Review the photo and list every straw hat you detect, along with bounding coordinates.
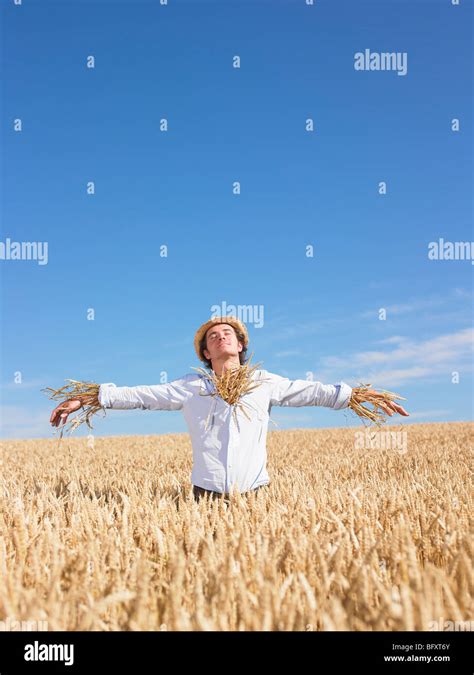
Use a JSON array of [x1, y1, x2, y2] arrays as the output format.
[[194, 316, 249, 363]]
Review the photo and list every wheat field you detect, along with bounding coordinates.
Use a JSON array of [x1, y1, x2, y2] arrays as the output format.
[[0, 422, 472, 631]]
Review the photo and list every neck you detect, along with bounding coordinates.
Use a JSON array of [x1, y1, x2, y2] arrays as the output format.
[[211, 356, 241, 378]]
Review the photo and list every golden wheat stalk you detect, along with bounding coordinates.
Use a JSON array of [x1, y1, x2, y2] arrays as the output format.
[[191, 351, 271, 425], [348, 383, 406, 427], [41, 379, 104, 438]]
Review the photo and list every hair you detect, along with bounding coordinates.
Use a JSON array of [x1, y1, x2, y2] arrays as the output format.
[[199, 324, 248, 370]]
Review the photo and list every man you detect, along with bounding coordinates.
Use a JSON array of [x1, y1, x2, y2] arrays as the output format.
[[49, 316, 409, 502]]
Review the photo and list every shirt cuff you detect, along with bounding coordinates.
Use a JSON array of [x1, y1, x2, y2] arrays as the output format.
[[98, 383, 116, 408], [333, 382, 352, 409]]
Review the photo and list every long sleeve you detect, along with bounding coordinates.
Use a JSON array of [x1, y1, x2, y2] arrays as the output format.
[[98, 375, 191, 411], [266, 371, 352, 410]]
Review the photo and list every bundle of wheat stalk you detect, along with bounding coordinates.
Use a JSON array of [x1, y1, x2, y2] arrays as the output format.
[[348, 383, 407, 427], [42, 379, 104, 439], [191, 351, 271, 426]]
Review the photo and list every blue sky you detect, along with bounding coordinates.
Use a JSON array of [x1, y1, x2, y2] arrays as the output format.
[[1, 0, 472, 439]]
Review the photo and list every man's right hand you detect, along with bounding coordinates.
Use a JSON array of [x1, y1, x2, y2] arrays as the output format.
[[50, 399, 83, 428]]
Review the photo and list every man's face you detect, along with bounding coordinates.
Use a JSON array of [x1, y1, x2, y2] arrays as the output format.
[[203, 324, 243, 364]]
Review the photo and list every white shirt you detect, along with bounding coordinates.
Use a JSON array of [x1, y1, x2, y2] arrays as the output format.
[[98, 370, 352, 495]]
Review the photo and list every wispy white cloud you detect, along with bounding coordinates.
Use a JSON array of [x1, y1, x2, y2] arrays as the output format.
[[0, 406, 52, 439], [0, 378, 47, 391], [374, 336, 407, 345], [453, 287, 473, 299], [359, 288, 472, 319], [0, 404, 143, 440], [318, 327, 473, 387], [359, 297, 446, 319], [258, 289, 472, 349]]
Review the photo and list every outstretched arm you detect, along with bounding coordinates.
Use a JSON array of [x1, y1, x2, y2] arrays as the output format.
[[98, 378, 190, 411], [267, 372, 352, 410], [266, 372, 410, 418], [49, 375, 191, 430]]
